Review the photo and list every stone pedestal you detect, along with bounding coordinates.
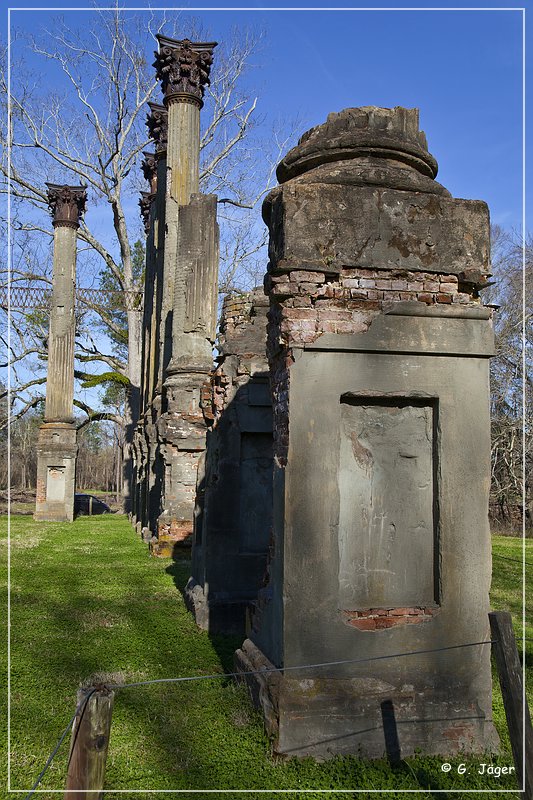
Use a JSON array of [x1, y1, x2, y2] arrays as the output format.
[[35, 423, 77, 523], [236, 107, 498, 759], [35, 184, 86, 522], [185, 289, 273, 634]]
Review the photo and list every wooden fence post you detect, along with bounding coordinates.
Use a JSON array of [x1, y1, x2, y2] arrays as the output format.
[[489, 611, 533, 800], [64, 684, 114, 799]]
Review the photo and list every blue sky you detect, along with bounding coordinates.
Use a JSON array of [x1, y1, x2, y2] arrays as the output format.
[[3, 2, 527, 415], [6, 2, 526, 233]]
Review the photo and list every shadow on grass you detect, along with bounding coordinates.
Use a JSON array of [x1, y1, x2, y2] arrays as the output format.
[[7, 516, 525, 795], [164, 550, 245, 677]]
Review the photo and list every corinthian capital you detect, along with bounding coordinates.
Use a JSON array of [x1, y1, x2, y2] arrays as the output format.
[[141, 151, 158, 193], [154, 35, 217, 107], [146, 103, 168, 157], [46, 183, 87, 228], [139, 192, 153, 236]]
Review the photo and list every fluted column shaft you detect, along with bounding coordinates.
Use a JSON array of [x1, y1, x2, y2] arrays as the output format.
[[167, 99, 200, 205], [45, 224, 77, 422]]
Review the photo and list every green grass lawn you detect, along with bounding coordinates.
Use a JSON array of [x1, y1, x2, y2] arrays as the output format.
[[1, 515, 531, 799]]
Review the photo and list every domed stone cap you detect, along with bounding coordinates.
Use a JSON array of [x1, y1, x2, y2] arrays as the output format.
[[276, 106, 439, 184]]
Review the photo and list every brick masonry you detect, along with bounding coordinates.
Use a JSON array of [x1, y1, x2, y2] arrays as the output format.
[[185, 287, 273, 634], [343, 606, 440, 629], [265, 266, 483, 467]]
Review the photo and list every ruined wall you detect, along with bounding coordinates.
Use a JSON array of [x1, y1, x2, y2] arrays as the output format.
[[266, 266, 477, 468], [236, 106, 497, 759], [185, 288, 273, 633]]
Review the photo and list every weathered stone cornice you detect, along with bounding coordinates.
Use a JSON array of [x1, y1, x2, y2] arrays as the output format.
[[146, 103, 168, 157], [154, 35, 217, 108], [139, 191, 154, 235], [276, 107, 439, 184], [46, 183, 87, 228], [141, 151, 157, 193]]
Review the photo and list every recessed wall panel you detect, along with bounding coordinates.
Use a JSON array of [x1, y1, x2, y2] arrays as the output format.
[[239, 433, 273, 554], [338, 399, 436, 609], [47, 465, 66, 502]]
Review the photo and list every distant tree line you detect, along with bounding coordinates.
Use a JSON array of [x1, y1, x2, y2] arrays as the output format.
[[488, 227, 532, 530]]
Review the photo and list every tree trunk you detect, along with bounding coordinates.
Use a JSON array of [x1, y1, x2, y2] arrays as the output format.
[[122, 308, 142, 514]]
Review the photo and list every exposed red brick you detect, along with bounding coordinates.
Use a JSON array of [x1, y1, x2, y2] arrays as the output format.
[[319, 309, 354, 321], [334, 321, 358, 334], [374, 617, 398, 629], [343, 605, 438, 630], [292, 296, 313, 307], [271, 282, 292, 296], [283, 308, 317, 321], [289, 270, 325, 283], [348, 617, 377, 630], [452, 292, 473, 304]]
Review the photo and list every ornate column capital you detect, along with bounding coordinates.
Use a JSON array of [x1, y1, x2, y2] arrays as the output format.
[[146, 103, 168, 158], [139, 191, 153, 235], [141, 151, 158, 193], [46, 183, 87, 229], [153, 35, 217, 108]]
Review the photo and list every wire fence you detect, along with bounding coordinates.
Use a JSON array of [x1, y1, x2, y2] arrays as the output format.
[[1, 285, 144, 311], [22, 638, 502, 799], [492, 552, 533, 567]]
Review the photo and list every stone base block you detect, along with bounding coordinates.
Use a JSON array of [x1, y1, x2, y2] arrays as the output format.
[[34, 422, 77, 522], [184, 578, 251, 635], [141, 526, 152, 543], [34, 506, 75, 523], [235, 639, 498, 760], [150, 515, 193, 557]]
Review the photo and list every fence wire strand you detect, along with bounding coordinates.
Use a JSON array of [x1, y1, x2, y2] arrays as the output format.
[[21, 639, 494, 798], [23, 688, 97, 800], [108, 640, 495, 690], [492, 552, 533, 566]]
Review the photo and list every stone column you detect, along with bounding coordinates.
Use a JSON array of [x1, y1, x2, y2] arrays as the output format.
[[141, 108, 168, 540], [236, 107, 498, 759], [131, 159, 157, 534], [146, 103, 169, 394], [149, 36, 219, 556], [35, 183, 87, 522], [153, 35, 216, 204]]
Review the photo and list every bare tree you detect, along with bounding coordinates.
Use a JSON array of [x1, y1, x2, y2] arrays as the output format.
[[1, 8, 298, 508], [488, 226, 532, 529]]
